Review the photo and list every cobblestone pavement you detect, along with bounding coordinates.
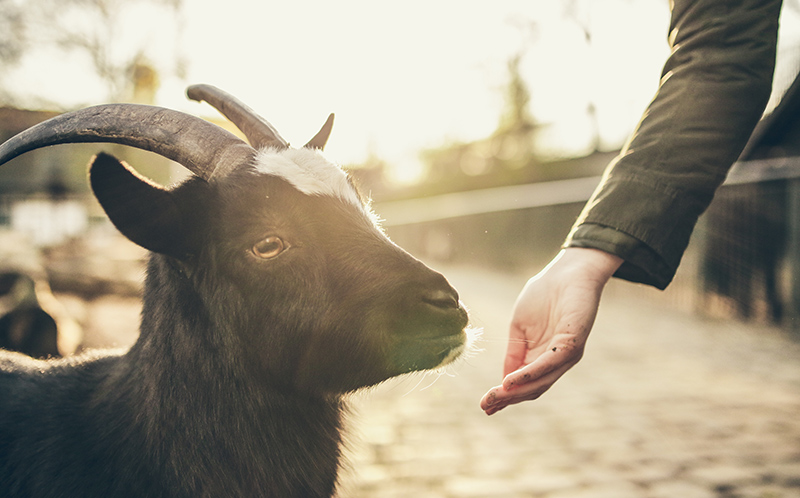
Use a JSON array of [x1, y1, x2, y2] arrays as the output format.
[[336, 264, 800, 498]]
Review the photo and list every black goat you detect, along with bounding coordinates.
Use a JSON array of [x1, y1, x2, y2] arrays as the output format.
[[0, 85, 471, 498], [0, 272, 59, 358]]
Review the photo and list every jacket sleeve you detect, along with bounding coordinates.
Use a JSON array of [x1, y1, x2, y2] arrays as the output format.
[[563, 0, 782, 290]]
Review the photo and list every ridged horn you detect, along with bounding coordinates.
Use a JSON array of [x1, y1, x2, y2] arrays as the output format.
[[0, 103, 255, 182], [304, 113, 335, 150], [186, 84, 289, 150]]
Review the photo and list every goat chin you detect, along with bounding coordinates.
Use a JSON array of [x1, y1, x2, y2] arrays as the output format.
[[440, 326, 482, 367], [0, 85, 475, 498]]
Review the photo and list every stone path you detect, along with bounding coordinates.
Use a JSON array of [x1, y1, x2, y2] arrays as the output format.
[[336, 264, 800, 498]]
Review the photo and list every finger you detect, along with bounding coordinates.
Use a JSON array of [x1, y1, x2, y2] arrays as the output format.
[[503, 343, 582, 391], [482, 390, 517, 415], [480, 385, 523, 414], [482, 361, 576, 414], [484, 402, 508, 416], [479, 384, 504, 411]]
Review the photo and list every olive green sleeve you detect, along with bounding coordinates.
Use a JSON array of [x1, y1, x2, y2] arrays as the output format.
[[564, 0, 782, 290]]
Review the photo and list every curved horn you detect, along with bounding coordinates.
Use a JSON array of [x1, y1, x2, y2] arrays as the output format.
[[0, 104, 255, 182], [304, 113, 335, 150], [186, 84, 289, 150]]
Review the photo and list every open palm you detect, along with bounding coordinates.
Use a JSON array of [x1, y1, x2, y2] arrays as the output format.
[[480, 248, 621, 415]]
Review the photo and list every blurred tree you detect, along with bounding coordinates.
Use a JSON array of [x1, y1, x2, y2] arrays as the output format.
[[410, 51, 543, 199], [0, 0, 185, 192], [40, 0, 184, 102], [496, 53, 536, 136], [0, 0, 25, 65], [0, 0, 27, 103], [491, 53, 540, 172], [0, 0, 186, 105]]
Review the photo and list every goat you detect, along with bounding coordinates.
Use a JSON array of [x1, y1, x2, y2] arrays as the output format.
[[0, 232, 82, 358], [0, 84, 471, 498], [0, 271, 60, 358]]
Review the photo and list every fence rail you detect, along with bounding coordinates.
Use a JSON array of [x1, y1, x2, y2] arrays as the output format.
[[377, 156, 800, 228], [376, 176, 601, 227]]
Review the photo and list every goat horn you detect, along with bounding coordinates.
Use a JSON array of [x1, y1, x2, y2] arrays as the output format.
[[304, 113, 335, 150], [0, 104, 255, 182], [186, 84, 289, 150]]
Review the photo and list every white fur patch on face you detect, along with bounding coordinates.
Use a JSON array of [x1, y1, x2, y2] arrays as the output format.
[[253, 148, 364, 210]]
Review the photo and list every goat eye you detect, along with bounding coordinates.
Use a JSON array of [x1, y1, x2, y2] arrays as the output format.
[[252, 236, 287, 259]]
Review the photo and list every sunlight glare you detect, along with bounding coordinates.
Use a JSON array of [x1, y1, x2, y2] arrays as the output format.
[[2, 0, 680, 175]]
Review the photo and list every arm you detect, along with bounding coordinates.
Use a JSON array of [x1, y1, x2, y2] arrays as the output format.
[[567, 0, 782, 289], [482, 0, 783, 414]]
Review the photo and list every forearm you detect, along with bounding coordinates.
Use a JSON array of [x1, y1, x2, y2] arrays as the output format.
[[566, 0, 782, 289]]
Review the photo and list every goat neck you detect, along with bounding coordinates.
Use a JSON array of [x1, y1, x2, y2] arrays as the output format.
[[117, 251, 346, 497]]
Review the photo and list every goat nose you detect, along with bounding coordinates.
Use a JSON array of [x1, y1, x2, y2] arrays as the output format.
[[422, 288, 460, 310]]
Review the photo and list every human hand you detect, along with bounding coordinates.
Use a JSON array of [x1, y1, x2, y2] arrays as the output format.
[[480, 248, 622, 415]]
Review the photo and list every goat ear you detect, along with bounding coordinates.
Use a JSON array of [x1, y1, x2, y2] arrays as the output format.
[[89, 153, 193, 259]]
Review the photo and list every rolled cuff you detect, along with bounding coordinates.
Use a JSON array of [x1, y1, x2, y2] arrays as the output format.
[[564, 223, 673, 290], [564, 174, 708, 290]]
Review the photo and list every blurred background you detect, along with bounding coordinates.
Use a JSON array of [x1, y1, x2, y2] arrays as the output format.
[[2, 1, 800, 497]]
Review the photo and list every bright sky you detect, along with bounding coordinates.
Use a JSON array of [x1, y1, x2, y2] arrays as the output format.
[[5, 1, 800, 183], [172, 0, 670, 180]]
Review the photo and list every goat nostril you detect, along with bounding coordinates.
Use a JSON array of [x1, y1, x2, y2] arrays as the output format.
[[422, 288, 460, 310]]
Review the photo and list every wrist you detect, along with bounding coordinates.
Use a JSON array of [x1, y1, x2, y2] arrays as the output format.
[[556, 247, 623, 284]]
